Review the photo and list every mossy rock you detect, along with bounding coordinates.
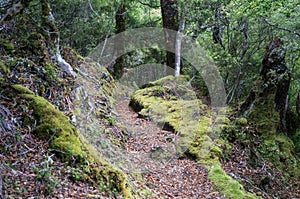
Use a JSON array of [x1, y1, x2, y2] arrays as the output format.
[[248, 92, 279, 135], [208, 164, 258, 199], [13, 84, 134, 198], [130, 75, 223, 159], [141, 75, 189, 88], [258, 134, 300, 177]]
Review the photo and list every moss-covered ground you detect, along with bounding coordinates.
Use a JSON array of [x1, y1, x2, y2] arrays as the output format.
[[12, 84, 134, 198]]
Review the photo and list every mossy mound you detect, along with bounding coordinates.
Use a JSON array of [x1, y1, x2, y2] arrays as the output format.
[[130, 75, 219, 158], [0, 61, 10, 75], [208, 164, 257, 199], [12, 84, 134, 198], [258, 134, 299, 177]]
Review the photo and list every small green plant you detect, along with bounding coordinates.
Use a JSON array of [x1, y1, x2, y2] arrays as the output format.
[[44, 64, 57, 82], [33, 154, 60, 195], [105, 117, 115, 126], [70, 167, 82, 181]]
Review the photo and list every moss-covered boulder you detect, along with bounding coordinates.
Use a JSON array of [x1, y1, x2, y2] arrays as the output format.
[[12, 84, 134, 198], [258, 134, 299, 177], [208, 164, 257, 199], [130, 75, 220, 158]]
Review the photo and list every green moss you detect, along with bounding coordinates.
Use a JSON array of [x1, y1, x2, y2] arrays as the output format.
[[129, 75, 227, 160], [12, 84, 35, 95], [235, 117, 248, 126], [0, 61, 10, 74], [208, 164, 257, 199], [142, 75, 189, 88], [92, 165, 132, 198], [0, 39, 14, 52], [13, 84, 134, 198], [292, 129, 300, 156], [13, 84, 87, 159], [258, 134, 299, 177]]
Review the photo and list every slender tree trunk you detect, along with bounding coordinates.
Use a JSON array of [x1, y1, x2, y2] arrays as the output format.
[[174, 3, 185, 77], [212, 6, 226, 50], [40, 0, 76, 78], [113, 3, 126, 79], [296, 92, 300, 117], [160, 0, 179, 70]]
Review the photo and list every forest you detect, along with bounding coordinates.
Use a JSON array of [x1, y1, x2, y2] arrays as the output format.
[[0, 0, 299, 198]]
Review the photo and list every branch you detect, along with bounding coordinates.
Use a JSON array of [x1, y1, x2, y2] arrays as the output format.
[[137, 0, 160, 9], [263, 18, 300, 37], [88, 0, 101, 19], [0, 0, 34, 24]]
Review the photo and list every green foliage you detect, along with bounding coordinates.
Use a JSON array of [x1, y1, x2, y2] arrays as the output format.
[[0, 39, 15, 54], [43, 63, 58, 82], [49, 0, 161, 56], [221, 116, 300, 178], [48, 0, 113, 55]]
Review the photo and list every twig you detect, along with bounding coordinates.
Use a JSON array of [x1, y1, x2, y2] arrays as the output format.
[[136, 0, 160, 9], [88, 0, 101, 19], [263, 18, 300, 37]]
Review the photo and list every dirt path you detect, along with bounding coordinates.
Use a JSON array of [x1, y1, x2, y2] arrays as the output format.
[[115, 100, 223, 199]]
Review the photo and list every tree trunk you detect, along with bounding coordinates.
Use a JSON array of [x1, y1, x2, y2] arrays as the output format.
[[160, 0, 179, 70], [297, 92, 300, 117], [174, 2, 185, 77], [240, 38, 291, 135], [40, 0, 76, 78], [112, 3, 126, 79]]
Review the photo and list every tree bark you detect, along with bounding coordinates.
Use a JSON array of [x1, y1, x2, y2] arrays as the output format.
[[174, 2, 185, 77], [240, 38, 291, 134], [160, 0, 179, 70], [297, 92, 300, 117], [112, 3, 126, 79]]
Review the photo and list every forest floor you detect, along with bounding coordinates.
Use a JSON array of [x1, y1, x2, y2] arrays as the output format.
[[115, 100, 224, 199]]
